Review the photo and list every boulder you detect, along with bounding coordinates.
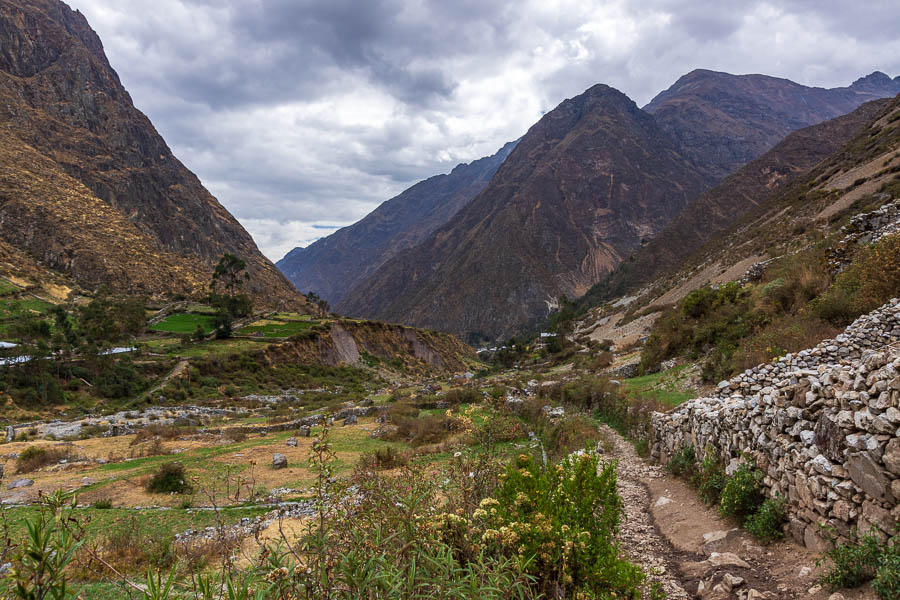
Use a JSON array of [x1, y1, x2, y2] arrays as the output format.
[[707, 552, 750, 569], [7, 478, 33, 489], [272, 453, 288, 469], [343, 414, 358, 426], [286, 437, 298, 447], [298, 425, 311, 437], [701, 529, 741, 554]]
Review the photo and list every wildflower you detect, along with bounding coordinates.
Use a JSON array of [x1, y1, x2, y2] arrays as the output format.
[[479, 497, 499, 509], [473, 508, 487, 519], [266, 567, 289, 581], [453, 451, 462, 458]]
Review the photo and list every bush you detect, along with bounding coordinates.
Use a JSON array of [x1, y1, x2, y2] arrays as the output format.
[[665, 445, 696, 479], [696, 452, 726, 506], [16, 445, 74, 473], [91, 498, 113, 509], [818, 533, 882, 590], [745, 497, 787, 544], [719, 463, 763, 522], [362, 446, 408, 470], [874, 538, 900, 600], [455, 453, 644, 597], [145, 462, 191, 494]]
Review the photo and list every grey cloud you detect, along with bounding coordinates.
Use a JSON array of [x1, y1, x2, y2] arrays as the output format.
[[69, 0, 900, 260]]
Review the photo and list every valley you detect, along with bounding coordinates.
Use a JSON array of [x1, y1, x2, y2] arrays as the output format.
[[0, 0, 899, 599]]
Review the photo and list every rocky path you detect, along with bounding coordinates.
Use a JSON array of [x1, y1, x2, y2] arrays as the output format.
[[597, 425, 874, 600], [599, 424, 692, 599]]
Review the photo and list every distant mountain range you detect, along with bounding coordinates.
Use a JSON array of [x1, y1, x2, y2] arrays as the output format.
[[284, 68, 900, 341], [277, 141, 517, 306], [0, 0, 310, 310]]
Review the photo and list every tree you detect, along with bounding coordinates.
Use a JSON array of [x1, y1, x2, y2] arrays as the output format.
[[210, 253, 253, 338], [211, 253, 249, 298]]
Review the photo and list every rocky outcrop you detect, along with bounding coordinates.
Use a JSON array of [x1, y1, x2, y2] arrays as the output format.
[[277, 141, 517, 306], [0, 0, 308, 309], [651, 300, 900, 549]]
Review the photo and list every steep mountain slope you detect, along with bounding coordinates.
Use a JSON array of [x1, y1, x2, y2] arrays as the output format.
[[0, 0, 309, 309], [340, 84, 708, 341], [645, 69, 900, 182], [276, 141, 517, 305], [578, 92, 900, 353], [581, 98, 891, 306]]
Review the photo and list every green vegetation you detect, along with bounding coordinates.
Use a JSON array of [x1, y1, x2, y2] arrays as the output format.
[[744, 497, 787, 544], [238, 319, 315, 338], [149, 313, 217, 334], [621, 366, 694, 408], [718, 463, 764, 521], [145, 462, 192, 494], [818, 531, 900, 599], [640, 233, 900, 381], [0, 279, 21, 296]]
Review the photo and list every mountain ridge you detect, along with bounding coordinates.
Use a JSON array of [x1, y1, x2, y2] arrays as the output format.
[[276, 141, 518, 305], [0, 0, 310, 309], [339, 83, 709, 340]]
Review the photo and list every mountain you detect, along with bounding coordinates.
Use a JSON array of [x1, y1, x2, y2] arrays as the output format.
[[0, 0, 309, 309], [276, 141, 517, 306], [339, 84, 708, 341], [580, 97, 892, 307], [645, 69, 900, 182]]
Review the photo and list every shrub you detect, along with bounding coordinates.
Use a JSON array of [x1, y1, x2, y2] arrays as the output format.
[[665, 445, 696, 479], [745, 497, 787, 544], [719, 463, 763, 522], [818, 533, 882, 590], [16, 445, 74, 473], [91, 498, 113, 509], [457, 453, 644, 597], [874, 538, 900, 600], [696, 452, 726, 506], [362, 446, 408, 470], [145, 462, 191, 494], [543, 414, 603, 461]]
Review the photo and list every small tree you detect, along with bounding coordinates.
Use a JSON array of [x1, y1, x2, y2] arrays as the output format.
[[210, 254, 253, 338], [211, 253, 249, 298]]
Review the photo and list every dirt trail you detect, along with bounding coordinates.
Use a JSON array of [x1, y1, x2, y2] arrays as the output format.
[[145, 358, 189, 397], [598, 425, 876, 600]]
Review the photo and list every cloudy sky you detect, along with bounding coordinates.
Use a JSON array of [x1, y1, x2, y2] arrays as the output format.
[[68, 0, 900, 261]]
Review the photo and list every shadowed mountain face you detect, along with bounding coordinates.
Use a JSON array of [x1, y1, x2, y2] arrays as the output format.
[[339, 84, 708, 341], [276, 141, 517, 306], [0, 0, 310, 309], [578, 98, 893, 307], [645, 69, 900, 182]]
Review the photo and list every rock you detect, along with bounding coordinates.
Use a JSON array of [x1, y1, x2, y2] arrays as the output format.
[[7, 478, 33, 489], [722, 573, 745, 592], [680, 560, 713, 579], [272, 453, 288, 469], [5, 426, 13, 442], [814, 414, 844, 462], [702, 529, 741, 554], [884, 438, 900, 475], [707, 552, 750, 569], [654, 496, 673, 507], [298, 425, 311, 437], [542, 406, 565, 418], [285, 437, 298, 447], [847, 452, 891, 500], [804, 525, 828, 553], [808, 585, 823, 595], [798, 566, 812, 578], [343, 414, 358, 426], [828, 594, 845, 600]]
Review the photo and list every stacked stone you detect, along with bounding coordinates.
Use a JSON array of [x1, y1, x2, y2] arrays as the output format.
[[715, 298, 900, 398], [651, 299, 900, 550], [828, 197, 899, 272]]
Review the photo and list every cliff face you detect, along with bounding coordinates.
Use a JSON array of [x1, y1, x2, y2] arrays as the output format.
[[340, 85, 707, 341], [277, 141, 517, 306], [645, 69, 900, 182], [0, 0, 309, 308]]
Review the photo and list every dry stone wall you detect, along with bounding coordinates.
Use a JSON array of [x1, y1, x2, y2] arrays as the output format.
[[650, 299, 900, 550]]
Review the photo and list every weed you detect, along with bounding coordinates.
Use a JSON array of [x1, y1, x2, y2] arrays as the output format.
[[696, 452, 726, 506], [91, 499, 113, 509], [665, 444, 697, 479]]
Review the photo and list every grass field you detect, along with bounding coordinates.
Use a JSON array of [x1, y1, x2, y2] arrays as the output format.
[[621, 365, 695, 408], [238, 319, 316, 338], [0, 280, 20, 296], [150, 313, 217, 335]]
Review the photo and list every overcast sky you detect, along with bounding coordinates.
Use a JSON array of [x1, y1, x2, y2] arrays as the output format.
[[68, 0, 900, 261]]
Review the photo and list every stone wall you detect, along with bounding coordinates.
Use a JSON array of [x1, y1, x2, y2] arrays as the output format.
[[650, 299, 900, 550]]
